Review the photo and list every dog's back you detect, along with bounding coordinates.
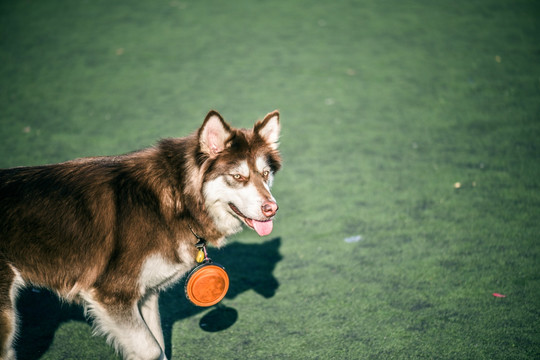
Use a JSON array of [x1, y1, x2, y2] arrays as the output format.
[[1, 161, 117, 296]]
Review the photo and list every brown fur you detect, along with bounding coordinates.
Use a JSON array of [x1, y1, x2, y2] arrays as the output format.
[[0, 110, 281, 360]]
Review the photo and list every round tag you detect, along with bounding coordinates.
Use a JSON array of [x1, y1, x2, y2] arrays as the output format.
[[185, 262, 229, 307]]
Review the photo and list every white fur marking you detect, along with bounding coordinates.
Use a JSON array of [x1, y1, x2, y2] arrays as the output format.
[[235, 182, 269, 219], [138, 254, 191, 294], [8, 265, 25, 305], [255, 156, 268, 174], [267, 172, 275, 189], [81, 291, 165, 360], [204, 173, 272, 232], [3, 266, 25, 360], [139, 292, 165, 351], [203, 177, 244, 235], [233, 160, 249, 178]]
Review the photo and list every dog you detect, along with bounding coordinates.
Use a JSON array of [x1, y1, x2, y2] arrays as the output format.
[[0, 110, 281, 360]]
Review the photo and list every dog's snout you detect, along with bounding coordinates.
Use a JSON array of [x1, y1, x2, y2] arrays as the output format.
[[262, 201, 278, 218]]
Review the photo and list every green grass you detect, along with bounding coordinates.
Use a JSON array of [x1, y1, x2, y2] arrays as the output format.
[[1, 0, 539, 359]]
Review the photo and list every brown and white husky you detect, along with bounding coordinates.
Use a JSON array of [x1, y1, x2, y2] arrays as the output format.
[[0, 110, 281, 360]]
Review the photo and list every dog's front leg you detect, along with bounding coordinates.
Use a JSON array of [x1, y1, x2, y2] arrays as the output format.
[[83, 293, 166, 360], [139, 292, 165, 352]]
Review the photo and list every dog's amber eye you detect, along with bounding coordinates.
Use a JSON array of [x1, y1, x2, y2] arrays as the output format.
[[233, 174, 245, 182], [262, 170, 270, 178]]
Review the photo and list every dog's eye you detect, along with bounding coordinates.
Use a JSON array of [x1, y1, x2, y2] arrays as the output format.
[[232, 174, 245, 182], [262, 170, 270, 178]]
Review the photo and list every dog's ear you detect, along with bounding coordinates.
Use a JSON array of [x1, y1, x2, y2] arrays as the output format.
[[199, 110, 232, 157], [255, 110, 280, 150]]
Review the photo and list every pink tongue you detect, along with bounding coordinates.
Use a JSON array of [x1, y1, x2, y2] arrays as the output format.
[[252, 219, 273, 236]]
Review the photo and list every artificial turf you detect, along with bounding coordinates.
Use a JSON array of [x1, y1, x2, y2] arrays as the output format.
[[1, 0, 539, 359]]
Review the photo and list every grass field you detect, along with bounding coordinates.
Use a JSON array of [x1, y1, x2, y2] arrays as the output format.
[[1, 0, 539, 359]]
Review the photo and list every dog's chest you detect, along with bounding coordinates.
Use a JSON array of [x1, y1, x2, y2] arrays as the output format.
[[138, 245, 195, 292]]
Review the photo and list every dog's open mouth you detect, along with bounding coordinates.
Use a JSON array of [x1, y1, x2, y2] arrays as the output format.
[[229, 203, 273, 236]]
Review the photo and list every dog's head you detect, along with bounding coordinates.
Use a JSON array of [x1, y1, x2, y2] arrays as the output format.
[[198, 110, 281, 237]]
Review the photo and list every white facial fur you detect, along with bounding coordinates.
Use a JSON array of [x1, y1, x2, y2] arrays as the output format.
[[203, 177, 244, 235], [203, 157, 275, 235]]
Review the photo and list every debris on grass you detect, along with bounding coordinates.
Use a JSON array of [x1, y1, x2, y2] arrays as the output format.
[[344, 235, 363, 243], [454, 181, 477, 190], [492, 293, 506, 298]]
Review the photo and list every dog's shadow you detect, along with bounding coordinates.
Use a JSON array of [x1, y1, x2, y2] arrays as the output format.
[[14, 237, 282, 360]]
